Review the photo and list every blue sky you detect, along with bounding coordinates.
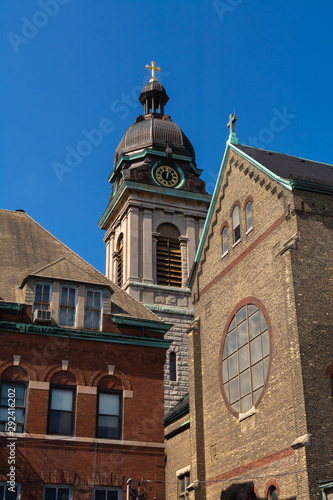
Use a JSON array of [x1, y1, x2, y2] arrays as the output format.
[[1, 0, 332, 273]]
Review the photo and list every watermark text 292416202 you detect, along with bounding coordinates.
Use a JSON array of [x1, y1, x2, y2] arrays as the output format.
[[7, 0, 71, 54]]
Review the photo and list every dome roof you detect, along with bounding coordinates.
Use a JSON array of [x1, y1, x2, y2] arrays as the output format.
[[114, 116, 195, 164]]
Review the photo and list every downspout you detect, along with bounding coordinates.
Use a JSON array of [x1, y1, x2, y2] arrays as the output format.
[[127, 478, 133, 500]]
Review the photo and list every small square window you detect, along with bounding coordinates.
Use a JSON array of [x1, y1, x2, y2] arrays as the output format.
[[84, 289, 102, 330], [96, 391, 122, 439], [43, 485, 72, 500], [0, 382, 27, 433], [47, 386, 76, 436], [0, 482, 21, 499], [59, 286, 77, 327]]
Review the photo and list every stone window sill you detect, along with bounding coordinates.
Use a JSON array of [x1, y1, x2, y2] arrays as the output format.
[[232, 239, 241, 249]]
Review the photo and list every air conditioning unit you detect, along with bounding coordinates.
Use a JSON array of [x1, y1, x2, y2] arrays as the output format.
[[33, 309, 52, 323]]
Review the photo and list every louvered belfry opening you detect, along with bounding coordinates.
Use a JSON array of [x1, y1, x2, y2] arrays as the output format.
[[156, 223, 182, 287], [117, 235, 123, 287]]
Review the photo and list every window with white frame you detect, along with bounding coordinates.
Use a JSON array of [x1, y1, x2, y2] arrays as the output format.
[[232, 205, 240, 244], [59, 286, 77, 327], [246, 201, 253, 232], [43, 485, 72, 500], [93, 487, 121, 500], [96, 390, 122, 439], [0, 381, 27, 433], [0, 482, 21, 499], [178, 471, 190, 498], [222, 226, 228, 256], [84, 289, 102, 330], [33, 282, 52, 311], [47, 386, 76, 436]]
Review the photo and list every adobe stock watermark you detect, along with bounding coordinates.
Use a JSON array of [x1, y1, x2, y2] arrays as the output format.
[[213, 0, 244, 21], [52, 71, 169, 183], [246, 107, 296, 149], [7, 0, 71, 54]]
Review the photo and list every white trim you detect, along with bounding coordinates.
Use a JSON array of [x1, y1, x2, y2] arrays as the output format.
[[13, 355, 21, 366], [232, 239, 241, 248], [33, 281, 52, 317], [238, 405, 256, 422], [245, 227, 253, 236], [221, 250, 229, 259], [2, 432, 165, 448], [59, 284, 78, 328], [176, 465, 191, 477], [123, 390, 134, 399], [29, 381, 50, 390], [77, 385, 97, 394], [84, 287, 103, 331]]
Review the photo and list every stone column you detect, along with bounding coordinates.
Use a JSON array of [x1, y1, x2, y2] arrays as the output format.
[[127, 206, 140, 281], [142, 208, 154, 283], [186, 216, 196, 274], [152, 232, 160, 284], [179, 236, 189, 287]]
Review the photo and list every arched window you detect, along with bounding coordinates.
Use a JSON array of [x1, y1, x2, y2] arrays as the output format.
[[222, 226, 228, 256], [170, 352, 177, 381], [156, 223, 182, 287], [232, 205, 240, 243], [117, 235, 123, 287], [246, 201, 253, 232]]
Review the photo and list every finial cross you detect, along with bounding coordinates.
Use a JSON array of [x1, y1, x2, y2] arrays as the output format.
[[146, 61, 161, 82], [227, 113, 237, 135]]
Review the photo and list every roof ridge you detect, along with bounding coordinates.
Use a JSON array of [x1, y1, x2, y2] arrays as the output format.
[[238, 144, 333, 168]]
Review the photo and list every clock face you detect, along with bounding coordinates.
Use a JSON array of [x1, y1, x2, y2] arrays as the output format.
[[154, 165, 180, 187]]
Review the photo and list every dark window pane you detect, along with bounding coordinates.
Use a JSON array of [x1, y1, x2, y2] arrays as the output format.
[[58, 488, 70, 500], [94, 491, 106, 500], [51, 389, 73, 411], [107, 491, 119, 500], [97, 416, 119, 438], [44, 488, 57, 500], [49, 411, 72, 435]]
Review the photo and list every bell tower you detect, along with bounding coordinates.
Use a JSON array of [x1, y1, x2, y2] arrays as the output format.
[[99, 64, 211, 413]]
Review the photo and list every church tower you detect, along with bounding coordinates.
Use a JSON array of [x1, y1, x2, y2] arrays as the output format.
[[99, 63, 211, 412]]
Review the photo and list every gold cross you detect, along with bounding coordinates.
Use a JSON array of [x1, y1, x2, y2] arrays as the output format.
[[145, 61, 161, 82]]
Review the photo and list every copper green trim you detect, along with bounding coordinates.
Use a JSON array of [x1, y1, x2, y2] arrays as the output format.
[[112, 315, 171, 333], [98, 181, 211, 228], [108, 149, 202, 182], [0, 321, 171, 349], [0, 302, 24, 313], [319, 482, 333, 489], [289, 179, 333, 194]]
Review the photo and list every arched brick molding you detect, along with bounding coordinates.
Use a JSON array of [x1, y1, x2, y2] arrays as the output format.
[[264, 479, 281, 498], [243, 195, 254, 212], [90, 368, 132, 391], [229, 200, 241, 218], [0, 360, 38, 381], [220, 220, 229, 234], [324, 363, 333, 378], [42, 364, 85, 385], [50, 371, 76, 385]]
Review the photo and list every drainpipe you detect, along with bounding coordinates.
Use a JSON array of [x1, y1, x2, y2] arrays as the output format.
[[127, 478, 133, 500]]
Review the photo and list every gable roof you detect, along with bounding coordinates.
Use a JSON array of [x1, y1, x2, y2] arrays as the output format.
[[0, 209, 162, 323], [234, 144, 333, 188], [189, 141, 332, 286]]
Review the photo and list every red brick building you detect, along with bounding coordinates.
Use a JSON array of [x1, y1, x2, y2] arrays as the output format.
[[0, 209, 170, 500]]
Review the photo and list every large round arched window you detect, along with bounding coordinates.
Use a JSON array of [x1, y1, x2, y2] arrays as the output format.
[[220, 299, 272, 416]]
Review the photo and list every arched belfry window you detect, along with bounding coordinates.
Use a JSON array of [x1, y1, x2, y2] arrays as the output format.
[[117, 235, 123, 287], [156, 223, 182, 287]]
